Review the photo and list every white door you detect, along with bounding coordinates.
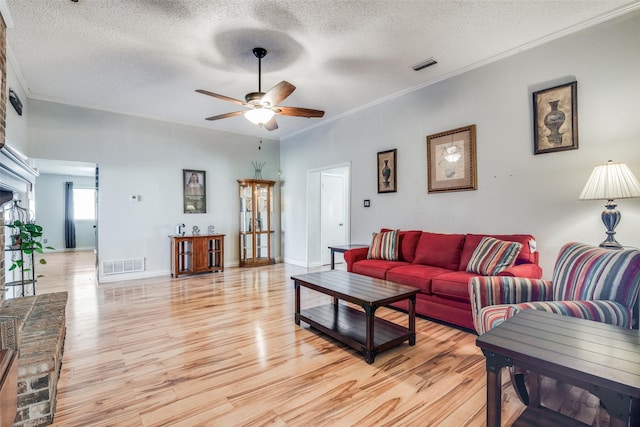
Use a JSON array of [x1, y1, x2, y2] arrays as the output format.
[[320, 173, 346, 265]]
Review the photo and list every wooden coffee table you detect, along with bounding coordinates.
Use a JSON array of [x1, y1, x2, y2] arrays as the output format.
[[476, 309, 640, 427], [291, 270, 419, 363]]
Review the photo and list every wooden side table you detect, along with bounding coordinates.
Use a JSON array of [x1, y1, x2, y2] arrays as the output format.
[[328, 244, 368, 269], [476, 310, 640, 427]]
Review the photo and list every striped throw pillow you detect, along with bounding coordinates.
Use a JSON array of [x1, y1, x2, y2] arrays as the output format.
[[367, 229, 399, 261], [467, 237, 522, 275]]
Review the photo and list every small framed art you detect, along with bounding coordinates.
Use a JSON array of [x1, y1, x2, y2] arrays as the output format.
[[183, 169, 206, 213], [533, 81, 578, 154], [377, 149, 397, 193], [426, 124, 477, 193]]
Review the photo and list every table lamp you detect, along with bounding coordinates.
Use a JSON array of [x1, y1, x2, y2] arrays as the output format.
[[579, 160, 640, 249]]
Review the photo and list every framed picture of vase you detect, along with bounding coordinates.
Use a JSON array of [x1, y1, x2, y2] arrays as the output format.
[[426, 124, 477, 193], [533, 81, 578, 155], [377, 149, 397, 193]]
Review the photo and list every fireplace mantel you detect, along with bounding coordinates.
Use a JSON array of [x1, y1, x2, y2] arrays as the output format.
[[0, 142, 38, 207]]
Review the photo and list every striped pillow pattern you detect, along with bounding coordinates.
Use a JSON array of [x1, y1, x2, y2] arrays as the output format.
[[466, 237, 523, 276], [552, 242, 640, 308], [367, 229, 399, 261]]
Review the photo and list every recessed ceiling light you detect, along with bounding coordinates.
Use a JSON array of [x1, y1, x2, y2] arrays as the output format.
[[412, 57, 438, 71]]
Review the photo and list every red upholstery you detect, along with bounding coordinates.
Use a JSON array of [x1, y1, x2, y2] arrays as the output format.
[[386, 264, 451, 293], [412, 232, 465, 271], [344, 228, 542, 330], [352, 259, 410, 279], [432, 271, 478, 301]]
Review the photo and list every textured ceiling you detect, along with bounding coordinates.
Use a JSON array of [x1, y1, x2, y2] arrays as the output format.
[[5, 0, 639, 139]]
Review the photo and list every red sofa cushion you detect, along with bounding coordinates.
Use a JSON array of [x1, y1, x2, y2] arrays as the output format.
[[412, 232, 465, 271], [458, 234, 536, 270], [382, 229, 421, 263], [431, 271, 478, 302], [386, 264, 451, 294], [352, 259, 409, 279]]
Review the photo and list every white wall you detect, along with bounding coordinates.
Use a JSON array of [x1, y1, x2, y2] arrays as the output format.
[[280, 12, 640, 277], [26, 100, 280, 282], [35, 173, 96, 251], [5, 54, 29, 152]]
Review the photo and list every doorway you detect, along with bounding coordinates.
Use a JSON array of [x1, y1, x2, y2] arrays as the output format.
[[32, 158, 99, 276], [306, 163, 350, 267]]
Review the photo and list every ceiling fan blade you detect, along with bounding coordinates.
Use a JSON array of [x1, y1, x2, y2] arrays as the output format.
[[263, 117, 278, 131], [196, 89, 247, 106], [275, 106, 325, 118], [261, 81, 295, 107], [205, 111, 245, 121]]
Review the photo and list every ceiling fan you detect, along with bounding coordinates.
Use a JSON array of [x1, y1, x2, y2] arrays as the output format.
[[196, 47, 325, 131]]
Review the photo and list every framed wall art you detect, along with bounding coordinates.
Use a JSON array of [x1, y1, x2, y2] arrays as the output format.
[[532, 81, 578, 154], [426, 124, 477, 193], [377, 149, 397, 193], [183, 169, 206, 213]]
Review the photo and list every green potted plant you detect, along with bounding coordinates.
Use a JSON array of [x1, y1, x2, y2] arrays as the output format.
[[6, 220, 53, 274]]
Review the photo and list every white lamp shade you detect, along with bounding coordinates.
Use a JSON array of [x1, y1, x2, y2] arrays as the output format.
[[244, 108, 275, 125], [579, 161, 640, 200]]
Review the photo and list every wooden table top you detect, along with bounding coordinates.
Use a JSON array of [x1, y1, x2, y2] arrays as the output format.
[[291, 270, 419, 306], [328, 244, 369, 251], [476, 309, 640, 398]]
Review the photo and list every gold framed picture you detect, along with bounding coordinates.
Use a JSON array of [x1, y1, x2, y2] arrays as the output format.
[[426, 124, 477, 193], [533, 81, 578, 154]]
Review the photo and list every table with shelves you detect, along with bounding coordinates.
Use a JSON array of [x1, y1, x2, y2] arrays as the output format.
[[169, 234, 224, 278]]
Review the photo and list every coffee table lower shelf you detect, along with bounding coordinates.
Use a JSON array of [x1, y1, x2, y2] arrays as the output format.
[[298, 303, 412, 362]]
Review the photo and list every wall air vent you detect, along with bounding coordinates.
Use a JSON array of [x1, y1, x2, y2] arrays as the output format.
[[103, 258, 145, 275], [412, 57, 438, 71]]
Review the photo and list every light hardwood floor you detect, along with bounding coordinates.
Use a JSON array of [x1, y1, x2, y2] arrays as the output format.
[[32, 251, 608, 426]]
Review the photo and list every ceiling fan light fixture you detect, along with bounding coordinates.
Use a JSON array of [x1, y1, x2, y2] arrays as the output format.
[[244, 108, 275, 126]]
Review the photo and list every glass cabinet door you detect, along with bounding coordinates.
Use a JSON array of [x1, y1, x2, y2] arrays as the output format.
[[238, 179, 275, 266]]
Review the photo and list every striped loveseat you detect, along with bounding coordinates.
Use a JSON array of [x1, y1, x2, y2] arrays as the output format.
[[469, 242, 640, 335]]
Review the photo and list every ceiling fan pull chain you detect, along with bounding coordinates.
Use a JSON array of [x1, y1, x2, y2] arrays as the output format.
[[258, 53, 262, 93]]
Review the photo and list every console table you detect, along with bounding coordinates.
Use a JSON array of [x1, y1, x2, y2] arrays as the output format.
[[476, 309, 640, 427], [170, 234, 224, 277], [328, 244, 368, 269]]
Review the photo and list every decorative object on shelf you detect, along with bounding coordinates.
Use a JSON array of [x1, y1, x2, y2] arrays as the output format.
[[533, 81, 578, 154], [192, 225, 200, 235], [426, 124, 477, 193], [252, 161, 265, 180], [208, 225, 215, 234], [579, 160, 640, 249], [9, 89, 23, 116], [183, 169, 206, 214], [377, 149, 397, 193], [176, 223, 185, 236]]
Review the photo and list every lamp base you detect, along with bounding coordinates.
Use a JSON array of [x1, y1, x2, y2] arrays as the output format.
[[599, 200, 623, 250], [599, 239, 623, 250]]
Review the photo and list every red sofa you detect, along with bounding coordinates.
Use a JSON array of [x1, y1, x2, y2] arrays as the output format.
[[344, 230, 542, 330]]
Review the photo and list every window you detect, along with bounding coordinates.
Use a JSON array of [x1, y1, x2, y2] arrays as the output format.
[[73, 188, 95, 220]]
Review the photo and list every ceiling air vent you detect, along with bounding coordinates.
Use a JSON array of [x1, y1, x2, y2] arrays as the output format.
[[412, 57, 438, 71]]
